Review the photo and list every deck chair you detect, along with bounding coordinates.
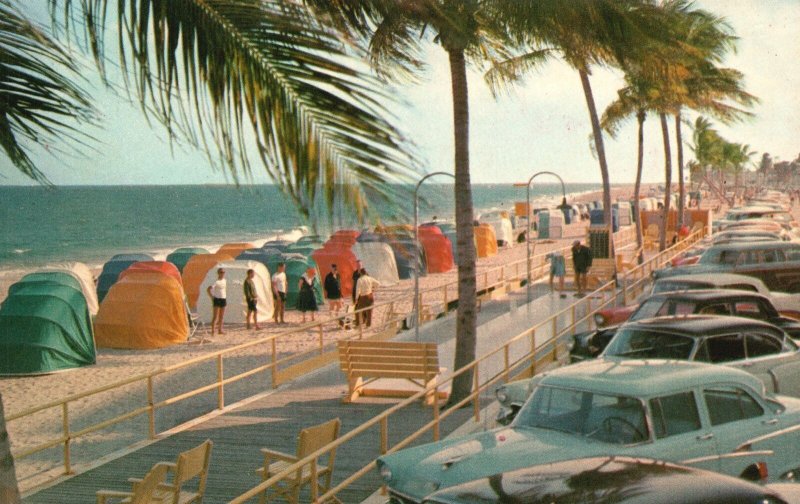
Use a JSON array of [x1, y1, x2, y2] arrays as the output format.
[[257, 418, 341, 504], [186, 302, 206, 344], [643, 224, 659, 251], [96, 463, 169, 504], [146, 439, 213, 504], [616, 246, 642, 274]]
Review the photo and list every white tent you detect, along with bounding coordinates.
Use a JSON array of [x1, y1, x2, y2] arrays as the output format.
[[352, 242, 400, 286], [41, 261, 100, 315], [196, 260, 274, 324], [479, 211, 514, 246]]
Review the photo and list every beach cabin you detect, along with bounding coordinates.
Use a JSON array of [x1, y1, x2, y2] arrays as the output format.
[[417, 227, 455, 273], [237, 250, 323, 308], [182, 253, 235, 309], [474, 224, 498, 258], [196, 260, 274, 324], [40, 262, 100, 316], [119, 261, 182, 285], [217, 242, 255, 257], [96, 253, 154, 302], [388, 237, 427, 280], [478, 210, 514, 247], [352, 242, 400, 286], [312, 247, 359, 298], [94, 273, 189, 349], [0, 273, 95, 374], [166, 247, 209, 273]]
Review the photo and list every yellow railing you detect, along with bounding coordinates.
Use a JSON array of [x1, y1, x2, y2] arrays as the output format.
[[6, 224, 641, 488], [229, 233, 699, 503]]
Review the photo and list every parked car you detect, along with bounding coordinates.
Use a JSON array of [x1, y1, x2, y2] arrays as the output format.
[[654, 242, 800, 293], [713, 206, 795, 232], [381, 359, 800, 503], [422, 456, 791, 504], [601, 315, 800, 397], [587, 289, 800, 351]]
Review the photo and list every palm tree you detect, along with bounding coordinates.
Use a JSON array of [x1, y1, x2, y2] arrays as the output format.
[[303, 0, 523, 402], [0, 0, 96, 183], [33, 0, 423, 223], [0, 395, 20, 504]]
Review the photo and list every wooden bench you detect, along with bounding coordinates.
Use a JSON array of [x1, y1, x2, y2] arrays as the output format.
[[337, 340, 448, 405]]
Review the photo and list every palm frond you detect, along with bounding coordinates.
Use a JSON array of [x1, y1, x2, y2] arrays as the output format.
[[50, 0, 422, 223], [483, 48, 553, 98], [0, 0, 96, 183]]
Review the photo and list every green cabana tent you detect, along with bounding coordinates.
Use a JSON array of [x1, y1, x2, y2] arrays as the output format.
[[0, 273, 96, 375], [166, 247, 210, 273], [236, 251, 323, 308]]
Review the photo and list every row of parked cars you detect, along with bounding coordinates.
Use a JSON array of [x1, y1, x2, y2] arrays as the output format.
[[376, 193, 800, 503]]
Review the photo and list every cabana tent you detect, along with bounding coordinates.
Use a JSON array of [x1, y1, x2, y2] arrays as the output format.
[[285, 244, 322, 256], [182, 253, 234, 309], [418, 227, 455, 273], [217, 242, 255, 257], [479, 211, 514, 246], [352, 242, 400, 286], [296, 235, 325, 246], [0, 275, 95, 374], [388, 237, 427, 280], [166, 247, 210, 273], [94, 273, 189, 349], [96, 253, 154, 302], [312, 248, 359, 298], [261, 239, 294, 252], [119, 261, 182, 285], [474, 224, 498, 258], [41, 262, 99, 315], [283, 255, 324, 307], [196, 260, 274, 323], [356, 232, 389, 243]]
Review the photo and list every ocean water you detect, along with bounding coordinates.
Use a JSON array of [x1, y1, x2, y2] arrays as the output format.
[[0, 183, 599, 273]]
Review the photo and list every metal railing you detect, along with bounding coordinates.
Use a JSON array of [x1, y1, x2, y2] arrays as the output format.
[[229, 232, 701, 503]]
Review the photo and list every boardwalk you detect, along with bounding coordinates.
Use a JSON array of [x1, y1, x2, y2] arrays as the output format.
[[23, 281, 590, 504]]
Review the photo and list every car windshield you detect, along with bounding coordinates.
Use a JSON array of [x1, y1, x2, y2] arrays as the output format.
[[651, 281, 709, 294], [604, 328, 695, 360], [629, 300, 697, 321], [514, 386, 648, 445]]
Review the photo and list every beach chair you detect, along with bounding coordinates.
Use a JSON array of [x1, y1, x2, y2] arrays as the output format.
[[145, 439, 213, 504], [186, 302, 206, 344], [96, 463, 169, 504], [256, 418, 341, 504], [643, 224, 659, 251]]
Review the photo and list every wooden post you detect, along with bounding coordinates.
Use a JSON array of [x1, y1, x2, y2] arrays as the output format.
[[147, 377, 155, 438], [1, 395, 21, 504], [472, 362, 480, 421], [380, 417, 388, 454], [62, 403, 71, 475], [442, 285, 448, 314], [270, 338, 278, 388], [433, 392, 441, 441], [318, 324, 324, 355], [503, 346, 510, 381], [217, 355, 224, 410]]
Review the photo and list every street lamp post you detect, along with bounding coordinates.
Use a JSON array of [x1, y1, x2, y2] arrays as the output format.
[[514, 171, 568, 303], [414, 172, 455, 341]]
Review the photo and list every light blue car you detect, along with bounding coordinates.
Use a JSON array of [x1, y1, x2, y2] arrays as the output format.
[[377, 359, 800, 503]]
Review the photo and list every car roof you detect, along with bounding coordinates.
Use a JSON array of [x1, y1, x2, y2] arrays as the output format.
[[645, 289, 769, 303], [539, 357, 764, 397], [656, 273, 768, 289], [705, 240, 798, 251], [624, 314, 781, 334]]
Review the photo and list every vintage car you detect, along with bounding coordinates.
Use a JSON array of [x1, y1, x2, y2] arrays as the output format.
[[713, 206, 796, 233], [380, 359, 800, 503], [594, 273, 800, 328], [580, 290, 800, 360], [653, 242, 800, 293], [421, 456, 792, 504]]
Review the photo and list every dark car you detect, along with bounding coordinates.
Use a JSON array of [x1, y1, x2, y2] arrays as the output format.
[[570, 290, 800, 361], [654, 241, 800, 293], [601, 315, 800, 397], [422, 456, 789, 504]]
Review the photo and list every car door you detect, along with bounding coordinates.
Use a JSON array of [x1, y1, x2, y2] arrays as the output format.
[[701, 385, 783, 478], [739, 332, 800, 396], [649, 391, 720, 472]]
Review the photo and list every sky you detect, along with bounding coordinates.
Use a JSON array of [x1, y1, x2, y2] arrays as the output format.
[[1, 0, 798, 186]]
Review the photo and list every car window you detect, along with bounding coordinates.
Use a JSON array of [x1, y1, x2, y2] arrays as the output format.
[[716, 250, 738, 266], [604, 329, 695, 360], [746, 333, 784, 358], [703, 387, 763, 426], [786, 249, 800, 261], [737, 251, 756, 266], [629, 299, 666, 320], [733, 301, 765, 318], [650, 392, 701, 439], [696, 335, 745, 363], [698, 303, 731, 315]]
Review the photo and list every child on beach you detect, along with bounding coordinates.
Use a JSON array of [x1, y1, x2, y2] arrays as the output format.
[[206, 267, 226, 335], [244, 268, 260, 330], [271, 263, 286, 324]]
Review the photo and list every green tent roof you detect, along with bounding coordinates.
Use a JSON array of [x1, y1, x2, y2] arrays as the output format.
[[167, 247, 211, 273], [0, 282, 95, 375]]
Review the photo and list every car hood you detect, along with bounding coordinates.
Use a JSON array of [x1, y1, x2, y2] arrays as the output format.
[[380, 427, 645, 500]]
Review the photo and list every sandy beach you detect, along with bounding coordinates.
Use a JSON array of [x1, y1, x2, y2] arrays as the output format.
[[1, 184, 643, 488]]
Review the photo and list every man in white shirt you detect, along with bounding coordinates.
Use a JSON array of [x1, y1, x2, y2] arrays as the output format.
[[206, 268, 227, 335], [271, 263, 287, 324], [354, 268, 380, 328]]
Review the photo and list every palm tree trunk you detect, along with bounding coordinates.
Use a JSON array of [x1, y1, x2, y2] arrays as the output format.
[[634, 111, 646, 263], [675, 112, 685, 228], [447, 48, 477, 405], [579, 69, 613, 258], [1, 395, 20, 504], [659, 113, 672, 251]]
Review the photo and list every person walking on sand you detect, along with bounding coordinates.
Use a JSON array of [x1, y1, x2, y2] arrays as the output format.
[[571, 240, 592, 297], [354, 268, 380, 328], [351, 260, 363, 303], [297, 267, 318, 322], [206, 267, 227, 335], [547, 250, 566, 296], [271, 262, 287, 324], [324, 264, 343, 323], [244, 268, 260, 330]]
